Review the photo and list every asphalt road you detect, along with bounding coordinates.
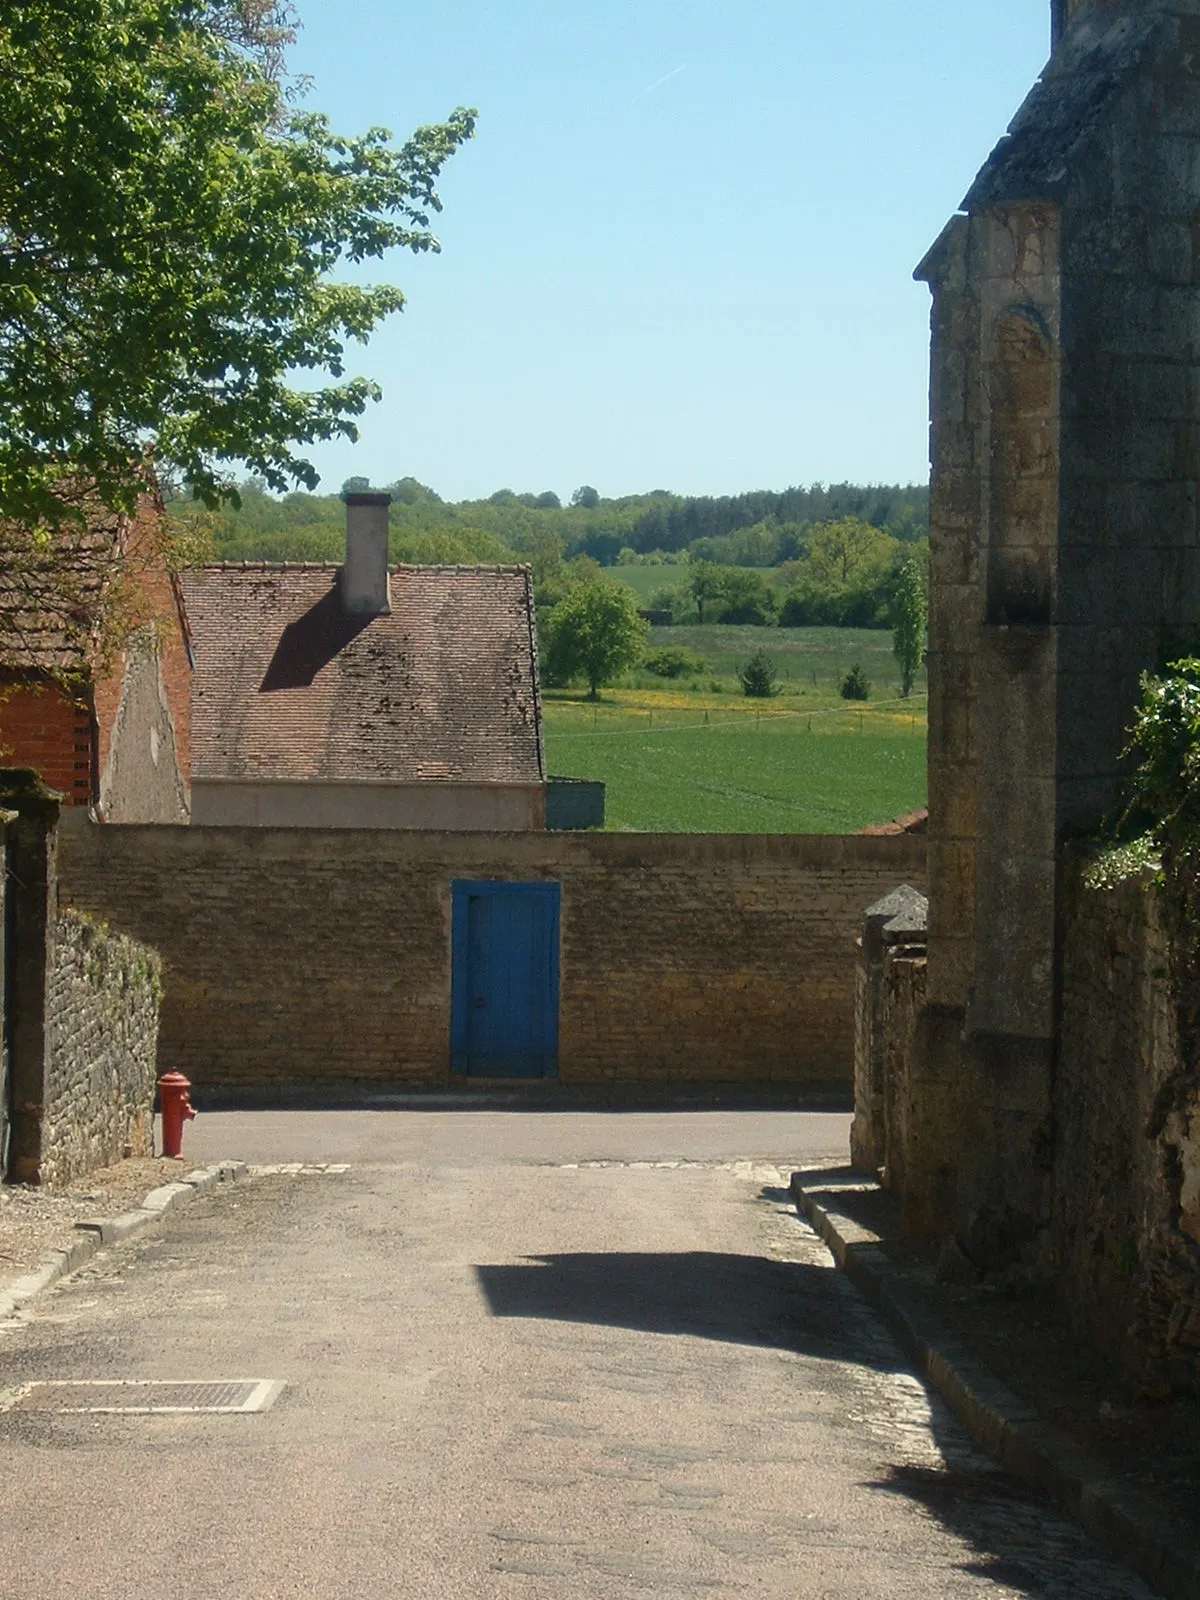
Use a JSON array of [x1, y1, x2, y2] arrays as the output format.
[[0, 1112, 1158, 1599], [186, 1106, 856, 1168]]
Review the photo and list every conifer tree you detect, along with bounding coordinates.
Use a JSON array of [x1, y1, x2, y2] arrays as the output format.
[[892, 557, 927, 699]]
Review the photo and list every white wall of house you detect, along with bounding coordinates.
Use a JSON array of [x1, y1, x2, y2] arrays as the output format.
[[190, 779, 546, 831]]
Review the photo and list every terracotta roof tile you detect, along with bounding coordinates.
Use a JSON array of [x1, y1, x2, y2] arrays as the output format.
[[861, 808, 929, 838], [0, 509, 123, 676], [181, 564, 544, 784]]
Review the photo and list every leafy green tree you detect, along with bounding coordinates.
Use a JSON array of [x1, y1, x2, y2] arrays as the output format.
[[779, 518, 903, 627], [739, 650, 781, 699], [714, 568, 777, 626], [805, 518, 900, 592], [387, 476, 442, 505], [892, 555, 927, 698], [571, 485, 600, 509], [690, 561, 727, 624], [542, 579, 648, 699], [0, 0, 475, 525]]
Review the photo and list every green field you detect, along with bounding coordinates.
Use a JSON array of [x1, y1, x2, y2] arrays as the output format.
[[642, 624, 924, 701], [608, 564, 691, 599], [543, 688, 926, 833]]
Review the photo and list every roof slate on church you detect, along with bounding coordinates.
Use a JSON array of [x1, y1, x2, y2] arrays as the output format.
[[181, 564, 544, 785], [963, 11, 1161, 209]]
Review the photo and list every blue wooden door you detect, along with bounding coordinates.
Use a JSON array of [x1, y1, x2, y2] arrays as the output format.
[[452, 883, 560, 1078]]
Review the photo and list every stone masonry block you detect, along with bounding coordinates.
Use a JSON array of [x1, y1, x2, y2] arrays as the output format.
[[58, 827, 928, 1094]]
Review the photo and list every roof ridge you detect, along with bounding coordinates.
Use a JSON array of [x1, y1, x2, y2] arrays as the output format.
[[203, 561, 338, 572], [388, 563, 533, 575]]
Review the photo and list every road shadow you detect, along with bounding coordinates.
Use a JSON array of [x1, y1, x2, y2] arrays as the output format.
[[865, 1464, 1154, 1598], [477, 1245, 1154, 1594], [475, 1250, 903, 1372]]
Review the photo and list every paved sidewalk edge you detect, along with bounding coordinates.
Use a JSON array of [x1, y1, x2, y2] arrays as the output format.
[[791, 1170, 1200, 1600], [0, 1161, 249, 1325]]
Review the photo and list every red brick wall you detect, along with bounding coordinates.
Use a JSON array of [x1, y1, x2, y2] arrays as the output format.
[[0, 682, 94, 804]]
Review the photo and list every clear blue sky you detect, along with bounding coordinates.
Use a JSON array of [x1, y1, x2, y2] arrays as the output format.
[[286, 1, 1052, 502]]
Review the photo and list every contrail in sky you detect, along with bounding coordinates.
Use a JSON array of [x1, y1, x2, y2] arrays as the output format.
[[631, 64, 688, 105]]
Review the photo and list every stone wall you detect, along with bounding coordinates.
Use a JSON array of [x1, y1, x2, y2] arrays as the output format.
[[851, 886, 928, 1172], [848, 889, 948, 1237], [880, 946, 929, 1214], [40, 910, 161, 1188], [912, 4, 1200, 1261], [58, 824, 926, 1096], [1057, 856, 1200, 1393]]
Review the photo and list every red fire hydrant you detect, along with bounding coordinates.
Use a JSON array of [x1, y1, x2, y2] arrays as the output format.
[[158, 1071, 196, 1159]]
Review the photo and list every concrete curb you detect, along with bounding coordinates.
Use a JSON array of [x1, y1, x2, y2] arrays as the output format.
[[791, 1171, 1200, 1600], [0, 1160, 250, 1326]]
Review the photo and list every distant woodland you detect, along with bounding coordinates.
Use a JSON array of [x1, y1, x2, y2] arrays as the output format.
[[176, 477, 930, 630]]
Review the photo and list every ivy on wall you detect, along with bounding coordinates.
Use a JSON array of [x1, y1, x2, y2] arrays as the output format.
[[1096, 660, 1200, 1136]]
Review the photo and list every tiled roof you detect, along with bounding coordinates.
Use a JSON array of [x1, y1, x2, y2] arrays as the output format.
[[861, 808, 928, 838], [181, 563, 544, 785], [0, 508, 123, 676]]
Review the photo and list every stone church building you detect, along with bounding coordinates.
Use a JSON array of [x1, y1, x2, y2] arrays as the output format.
[[909, 0, 1200, 1268]]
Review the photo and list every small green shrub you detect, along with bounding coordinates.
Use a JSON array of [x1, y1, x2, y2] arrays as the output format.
[[738, 649, 781, 699], [643, 646, 710, 679], [840, 663, 870, 701]]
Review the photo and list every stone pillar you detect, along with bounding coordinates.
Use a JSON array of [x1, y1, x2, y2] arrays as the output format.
[[0, 771, 61, 1184], [881, 941, 928, 1203], [0, 804, 17, 1179], [915, 200, 1063, 1268], [851, 886, 928, 1175]]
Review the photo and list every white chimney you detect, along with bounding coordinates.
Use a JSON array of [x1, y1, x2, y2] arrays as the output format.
[[342, 489, 395, 614], [342, 492, 393, 615]]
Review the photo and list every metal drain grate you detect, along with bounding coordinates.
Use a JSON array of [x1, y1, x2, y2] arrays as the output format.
[[3, 1380, 284, 1415]]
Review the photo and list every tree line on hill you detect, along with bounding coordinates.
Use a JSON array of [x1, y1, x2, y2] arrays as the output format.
[[639, 516, 921, 630], [178, 476, 929, 627]]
